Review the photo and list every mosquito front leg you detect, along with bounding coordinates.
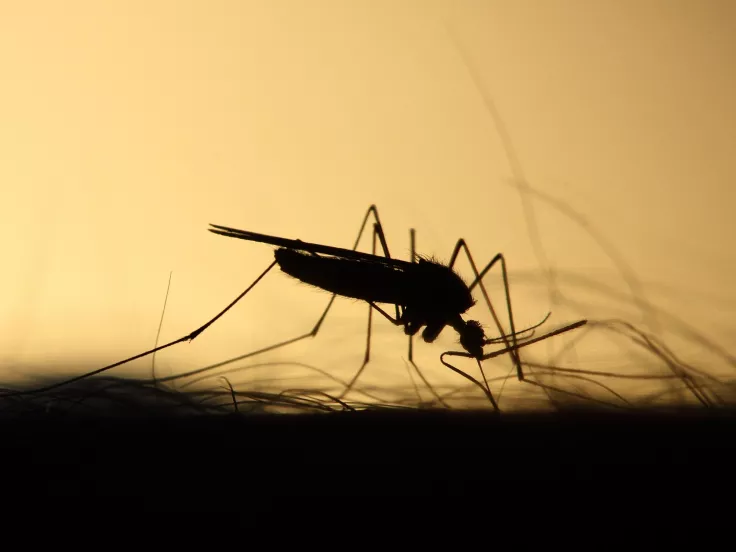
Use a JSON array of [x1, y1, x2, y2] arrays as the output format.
[[446, 240, 592, 408], [447, 240, 521, 380]]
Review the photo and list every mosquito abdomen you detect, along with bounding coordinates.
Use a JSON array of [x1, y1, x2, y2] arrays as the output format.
[[275, 248, 475, 318], [274, 248, 409, 304]]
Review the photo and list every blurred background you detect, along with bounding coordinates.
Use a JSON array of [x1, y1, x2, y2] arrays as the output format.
[[1, 0, 734, 410]]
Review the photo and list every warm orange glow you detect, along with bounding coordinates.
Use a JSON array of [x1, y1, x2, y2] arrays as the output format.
[[1, 1, 734, 411]]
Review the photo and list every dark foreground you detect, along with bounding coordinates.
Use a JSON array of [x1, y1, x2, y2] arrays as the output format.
[[2, 406, 734, 520]]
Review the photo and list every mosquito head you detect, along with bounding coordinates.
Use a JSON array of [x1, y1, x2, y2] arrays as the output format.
[[450, 317, 486, 360]]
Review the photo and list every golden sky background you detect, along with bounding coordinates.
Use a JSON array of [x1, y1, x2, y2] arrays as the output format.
[[1, 1, 734, 408]]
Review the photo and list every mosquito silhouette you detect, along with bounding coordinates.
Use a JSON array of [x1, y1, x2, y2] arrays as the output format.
[[3, 205, 586, 410], [201, 205, 586, 409]]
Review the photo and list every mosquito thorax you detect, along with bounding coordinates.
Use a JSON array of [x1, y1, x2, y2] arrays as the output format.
[[413, 257, 476, 315]]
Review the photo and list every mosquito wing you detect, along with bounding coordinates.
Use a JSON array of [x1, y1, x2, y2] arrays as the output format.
[[209, 223, 416, 269]]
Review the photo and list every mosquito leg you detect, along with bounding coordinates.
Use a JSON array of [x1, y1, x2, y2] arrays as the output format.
[[186, 261, 278, 342], [369, 208, 403, 321], [447, 240, 521, 379], [439, 355, 499, 411], [337, 214, 401, 401], [336, 225, 382, 399], [335, 300, 448, 407], [443, 240, 549, 409], [2, 259, 279, 398], [447, 241, 595, 408], [339, 226, 450, 408], [338, 215, 446, 407], [403, 227, 449, 408], [441, 320, 592, 410]]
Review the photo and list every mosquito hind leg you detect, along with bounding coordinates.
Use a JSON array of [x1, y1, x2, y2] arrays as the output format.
[[3, 259, 280, 398]]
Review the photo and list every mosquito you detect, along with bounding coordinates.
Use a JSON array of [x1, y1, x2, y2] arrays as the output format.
[[1, 204, 586, 409], [202, 204, 587, 409]]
